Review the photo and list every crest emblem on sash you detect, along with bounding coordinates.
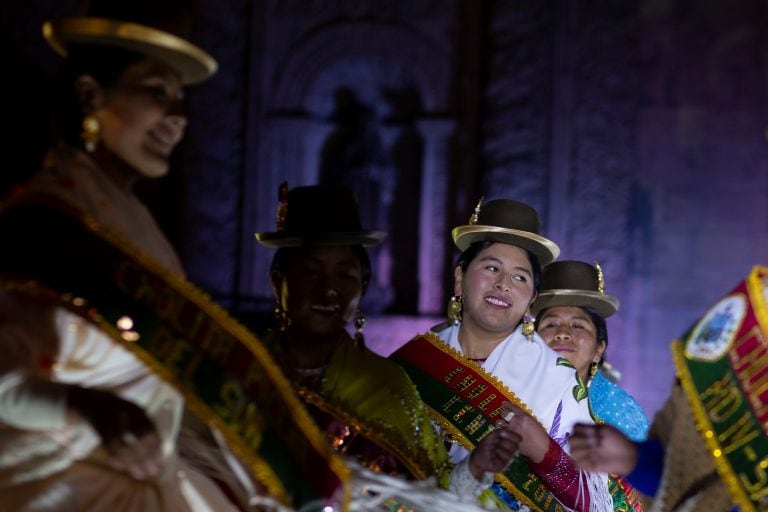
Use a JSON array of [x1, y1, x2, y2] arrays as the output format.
[[685, 294, 746, 361]]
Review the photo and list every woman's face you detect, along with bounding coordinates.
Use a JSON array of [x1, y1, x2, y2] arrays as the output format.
[[274, 246, 363, 337], [454, 243, 536, 337], [91, 59, 186, 178], [537, 306, 606, 380]]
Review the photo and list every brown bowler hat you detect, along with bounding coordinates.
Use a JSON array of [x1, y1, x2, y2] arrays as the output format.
[[531, 260, 619, 317], [255, 184, 386, 248], [452, 198, 560, 266], [42, 0, 217, 84]]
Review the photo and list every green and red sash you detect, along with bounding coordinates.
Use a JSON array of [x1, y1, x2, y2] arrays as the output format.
[[0, 198, 349, 510], [390, 333, 569, 512], [672, 266, 768, 512]]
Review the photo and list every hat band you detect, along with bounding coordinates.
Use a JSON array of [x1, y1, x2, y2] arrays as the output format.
[[532, 289, 619, 317], [452, 224, 560, 264]]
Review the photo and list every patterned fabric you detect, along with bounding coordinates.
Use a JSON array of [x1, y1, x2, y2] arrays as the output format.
[[266, 331, 452, 482], [25, 148, 185, 274], [589, 370, 650, 442], [587, 370, 649, 511], [487, 482, 523, 510], [434, 324, 613, 511], [0, 151, 244, 511], [647, 383, 734, 512], [530, 437, 592, 510]]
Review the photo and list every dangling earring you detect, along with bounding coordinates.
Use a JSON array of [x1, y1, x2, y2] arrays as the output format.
[[353, 309, 367, 349], [275, 303, 290, 332], [447, 295, 463, 325], [81, 115, 101, 153], [587, 362, 599, 388], [521, 315, 535, 341]]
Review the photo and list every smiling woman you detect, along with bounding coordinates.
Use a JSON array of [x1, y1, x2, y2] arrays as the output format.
[[532, 261, 649, 511], [89, 60, 188, 177], [537, 306, 606, 382], [532, 260, 649, 444], [255, 183, 453, 484], [391, 198, 615, 511], [0, 2, 259, 511]]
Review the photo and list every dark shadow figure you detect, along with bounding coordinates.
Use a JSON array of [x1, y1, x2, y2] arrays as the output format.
[[318, 87, 391, 312], [382, 85, 423, 314], [319, 87, 385, 231], [318, 85, 426, 314]]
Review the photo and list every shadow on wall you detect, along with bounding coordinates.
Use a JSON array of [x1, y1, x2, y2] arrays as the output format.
[[318, 85, 424, 315]]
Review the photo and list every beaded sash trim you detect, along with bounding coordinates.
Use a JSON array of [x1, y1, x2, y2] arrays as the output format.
[[672, 266, 768, 512], [0, 198, 349, 510]]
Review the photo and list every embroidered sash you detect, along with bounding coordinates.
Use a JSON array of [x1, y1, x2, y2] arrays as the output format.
[[672, 266, 768, 512], [0, 198, 349, 510], [390, 333, 568, 512]]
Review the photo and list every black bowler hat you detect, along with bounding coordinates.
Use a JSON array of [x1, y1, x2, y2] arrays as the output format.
[[531, 260, 619, 318], [42, 0, 217, 84], [452, 198, 560, 266], [255, 184, 386, 248]]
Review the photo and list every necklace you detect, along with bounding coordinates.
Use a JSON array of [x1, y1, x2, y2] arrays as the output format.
[[274, 330, 351, 388]]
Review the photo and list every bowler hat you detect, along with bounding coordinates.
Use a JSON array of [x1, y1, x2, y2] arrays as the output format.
[[452, 198, 560, 266], [531, 260, 619, 317], [255, 184, 386, 248], [42, 0, 217, 84]]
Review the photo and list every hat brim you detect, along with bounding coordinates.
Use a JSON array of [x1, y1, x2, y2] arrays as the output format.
[[531, 289, 619, 318], [452, 225, 560, 266], [43, 18, 217, 85], [255, 230, 386, 248]]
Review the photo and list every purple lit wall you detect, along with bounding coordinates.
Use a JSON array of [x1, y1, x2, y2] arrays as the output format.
[[4, 0, 768, 419]]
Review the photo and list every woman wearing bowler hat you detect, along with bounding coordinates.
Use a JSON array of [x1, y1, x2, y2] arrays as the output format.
[[532, 260, 649, 511], [255, 183, 453, 483], [391, 198, 613, 511], [0, 1, 254, 510], [256, 184, 533, 509], [532, 260, 649, 443], [569, 269, 768, 511]]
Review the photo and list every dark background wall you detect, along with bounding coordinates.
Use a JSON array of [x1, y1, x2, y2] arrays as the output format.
[[3, 0, 768, 418]]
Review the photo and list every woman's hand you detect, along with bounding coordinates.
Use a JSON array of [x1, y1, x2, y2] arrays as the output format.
[[468, 421, 521, 478], [66, 385, 164, 480], [503, 404, 551, 463], [568, 423, 638, 475]]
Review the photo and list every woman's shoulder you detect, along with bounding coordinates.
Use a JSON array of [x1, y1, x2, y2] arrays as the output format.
[[589, 370, 650, 441], [348, 342, 415, 382], [327, 339, 428, 402]]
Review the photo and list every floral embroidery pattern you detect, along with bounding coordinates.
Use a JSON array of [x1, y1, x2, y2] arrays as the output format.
[[556, 356, 588, 403], [548, 400, 570, 448]]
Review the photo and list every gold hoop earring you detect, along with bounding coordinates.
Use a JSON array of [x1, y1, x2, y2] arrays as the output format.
[[447, 295, 463, 325], [521, 316, 535, 341], [81, 115, 101, 153], [353, 309, 367, 348]]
